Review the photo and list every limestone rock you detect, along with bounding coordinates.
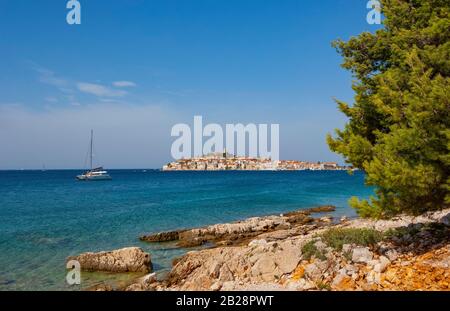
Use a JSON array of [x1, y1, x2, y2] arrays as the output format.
[[287, 278, 315, 290], [374, 256, 391, 273], [297, 278, 316, 290], [68, 247, 152, 273], [320, 216, 333, 223], [141, 272, 157, 285], [332, 274, 355, 290], [125, 283, 146, 291], [304, 260, 327, 282], [218, 264, 234, 282], [366, 270, 381, 285], [352, 247, 373, 264], [384, 249, 399, 262], [140, 230, 181, 242], [273, 240, 302, 274], [248, 239, 268, 248], [210, 282, 222, 291], [251, 253, 281, 282], [141, 205, 336, 248], [88, 284, 113, 291], [128, 207, 450, 292]]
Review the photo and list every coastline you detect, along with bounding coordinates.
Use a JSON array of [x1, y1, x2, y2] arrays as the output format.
[[81, 206, 450, 291], [1, 170, 370, 291]]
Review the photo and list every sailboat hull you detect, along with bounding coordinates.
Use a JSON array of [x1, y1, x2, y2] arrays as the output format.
[[76, 174, 112, 181]]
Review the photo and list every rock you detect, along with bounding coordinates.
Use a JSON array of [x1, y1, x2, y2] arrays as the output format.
[[248, 239, 268, 247], [142, 272, 157, 285], [306, 205, 336, 213], [210, 282, 222, 291], [401, 260, 411, 266], [209, 262, 222, 278], [367, 259, 379, 267], [140, 205, 338, 249], [125, 283, 146, 291], [221, 281, 237, 291], [273, 241, 302, 274], [176, 237, 207, 248], [332, 274, 355, 290], [344, 264, 358, 274], [251, 253, 281, 282], [298, 278, 316, 290], [287, 278, 315, 290], [249, 240, 276, 255], [67, 247, 152, 273], [352, 247, 373, 264], [385, 249, 399, 261], [285, 212, 314, 225], [320, 216, 333, 223], [126, 272, 158, 291], [140, 230, 181, 242], [366, 270, 381, 285], [304, 260, 327, 282], [218, 264, 234, 282], [374, 256, 391, 273], [132, 208, 450, 291], [88, 284, 113, 291]]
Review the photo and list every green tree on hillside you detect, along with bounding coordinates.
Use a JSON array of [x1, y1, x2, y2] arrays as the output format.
[[327, 0, 449, 218]]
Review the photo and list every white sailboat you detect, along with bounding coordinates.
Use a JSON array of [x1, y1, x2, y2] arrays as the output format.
[[76, 130, 112, 181]]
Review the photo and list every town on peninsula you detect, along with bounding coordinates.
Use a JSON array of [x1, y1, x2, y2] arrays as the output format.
[[163, 150, 353, 171]]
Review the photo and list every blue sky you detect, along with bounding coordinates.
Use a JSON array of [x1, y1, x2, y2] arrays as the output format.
[[0, 0, 381, 169]]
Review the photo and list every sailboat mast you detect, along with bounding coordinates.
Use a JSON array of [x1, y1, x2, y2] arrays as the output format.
[[90, 129, 93, 170]]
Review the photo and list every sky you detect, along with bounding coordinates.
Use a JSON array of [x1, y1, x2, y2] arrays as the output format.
[[0, 0, 382, 169]]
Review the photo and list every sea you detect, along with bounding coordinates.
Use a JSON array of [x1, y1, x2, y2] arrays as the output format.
[[0, 170, 374, 291]]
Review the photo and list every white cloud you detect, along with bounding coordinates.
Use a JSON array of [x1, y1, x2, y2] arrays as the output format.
[[113, 81, 137, 88], [33, 66, 68, 89], [77, 82, 127, 97], [30, 63, 135, 102]]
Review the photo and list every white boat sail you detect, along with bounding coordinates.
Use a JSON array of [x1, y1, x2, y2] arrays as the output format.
[[76, 130, 112, 181]]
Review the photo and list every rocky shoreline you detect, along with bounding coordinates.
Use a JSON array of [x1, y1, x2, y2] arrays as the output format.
[[139, 205, 337, 248], [72, 206, 450, 291]]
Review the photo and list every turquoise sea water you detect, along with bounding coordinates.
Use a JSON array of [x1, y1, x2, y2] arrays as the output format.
[[0, 170, 373, 291]]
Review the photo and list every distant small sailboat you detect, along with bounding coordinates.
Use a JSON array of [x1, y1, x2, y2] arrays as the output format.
[[76, 130, 112, 181]]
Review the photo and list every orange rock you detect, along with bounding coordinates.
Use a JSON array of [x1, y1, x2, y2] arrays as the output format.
[[291, 265, 305, 281], [332, 275, 356, 291], [421, 253, 434, 260]]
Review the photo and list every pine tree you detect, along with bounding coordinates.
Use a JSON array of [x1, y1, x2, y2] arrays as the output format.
[[327, 0, 449, 218]]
